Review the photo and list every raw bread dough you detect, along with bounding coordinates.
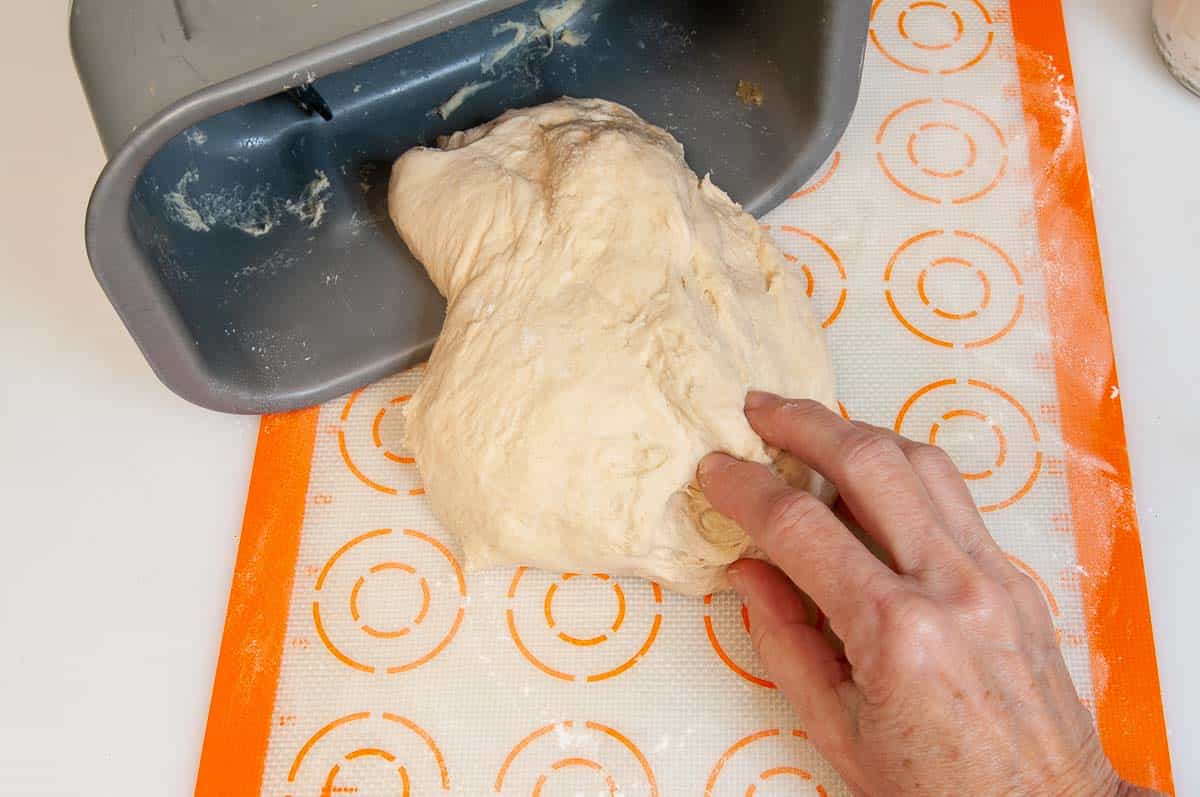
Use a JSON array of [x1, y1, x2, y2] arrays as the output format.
[[388, 98, 835, 596]]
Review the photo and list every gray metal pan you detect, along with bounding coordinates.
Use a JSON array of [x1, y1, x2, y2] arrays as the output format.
[[78, 0, 870, 413]]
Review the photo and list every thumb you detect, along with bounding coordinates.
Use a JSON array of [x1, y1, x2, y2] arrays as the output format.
[[730, 559, 855, 751]]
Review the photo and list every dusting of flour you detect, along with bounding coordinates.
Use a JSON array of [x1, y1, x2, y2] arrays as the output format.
[[163, 169, 331, 236]]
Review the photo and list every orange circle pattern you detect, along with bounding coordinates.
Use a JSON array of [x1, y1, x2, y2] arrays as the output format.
[[770, 226, 848, 329], [506, 568, 662, 682], [1005, 553, 1060, 618], [790, 151, 842, 199], [336, 374, 426, 497], [908, 122, 976, 178], [272, 11, 1060, 791], [705, 729, 834, 797], [895, 379, 1042, 512], [1005, 552, 1066, 645], [884, 229, 1024, 348], [703, 592, 775, 690], [870, 0, 995, 75], [287, 712, 449, 795], [313, 528, 466, 674], [495, 720, 658, 796], [876, 99, 1008, 205]]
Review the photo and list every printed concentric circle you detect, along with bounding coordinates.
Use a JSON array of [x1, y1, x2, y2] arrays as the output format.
[[313, 528, 466, 674], [505, 568, 662, 682], [705, 728, 841, 797], [1006, 552, 1064, 643], [895, 379, 1042, 512], [771, 226, 848, 329], [495, 720, 658, 796], [287, 712, 449, 795], [703, 592, 774, 689], [790, 151, 842, 199], [704, 590, 827, 690], [870, 0, 995, 75], [885, 229, 1024, 348], [876, 99, 1008, 205], [336, 368, 426, 497]]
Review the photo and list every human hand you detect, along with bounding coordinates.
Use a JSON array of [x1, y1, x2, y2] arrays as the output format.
[[699, 392, 1161, 797]]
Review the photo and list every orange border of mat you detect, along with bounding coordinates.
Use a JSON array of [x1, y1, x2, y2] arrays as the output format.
[[194, 4, 1174, 793], [1010, 2, 1172, 791], [194, 409, 319, 797]]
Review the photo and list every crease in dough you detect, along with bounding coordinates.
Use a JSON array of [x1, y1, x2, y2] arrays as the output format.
[[389, 98, 836, 596]]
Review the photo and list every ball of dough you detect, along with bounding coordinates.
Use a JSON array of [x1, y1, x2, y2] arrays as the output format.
[[388, 98, 835, 596]]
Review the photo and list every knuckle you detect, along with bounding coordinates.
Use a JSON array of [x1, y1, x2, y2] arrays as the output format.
[[762, 488, 826, 543], [858, 566, 898, 606], [850, 588, 951, 693], [842, 430, 903, 475], [953, 574, 1019, 629], [875, 591, 949, 657], [1004, 571, 1058, 632], [907, 442, 956, 474], [1006, 570, 1044, 606], [749, 618, 793, 665], [748, 620, 771, 655]]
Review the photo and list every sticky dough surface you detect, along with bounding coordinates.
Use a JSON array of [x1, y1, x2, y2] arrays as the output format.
[[388, 98, 835, 595]]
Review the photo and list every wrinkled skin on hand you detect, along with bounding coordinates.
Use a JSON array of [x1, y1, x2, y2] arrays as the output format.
[[698, 392, 1164, 797]]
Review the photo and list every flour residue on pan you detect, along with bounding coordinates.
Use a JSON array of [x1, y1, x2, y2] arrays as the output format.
[[560, 28, 590, 47], [163, 169, 212, 232], [478, 0, 591, 74], [538, 0, 585, 37], [231, 249, 298, 282], [162, 169, 331, 236], [481, 22, 538, 73], [184, 127, 208, 147], [284, 171, 332, 227], [437, 0, 593, 118], [436, 81, 495, 119]]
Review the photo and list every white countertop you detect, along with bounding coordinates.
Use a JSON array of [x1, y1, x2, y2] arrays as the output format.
[[1, 1, 1196, 794]]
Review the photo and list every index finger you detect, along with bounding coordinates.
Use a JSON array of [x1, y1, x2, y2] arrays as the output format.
[[743, 395, 967, 578], [699, 453, 895, 635]]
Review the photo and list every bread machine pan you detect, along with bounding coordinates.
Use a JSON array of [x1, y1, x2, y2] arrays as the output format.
[[75, 0, 870, 413]]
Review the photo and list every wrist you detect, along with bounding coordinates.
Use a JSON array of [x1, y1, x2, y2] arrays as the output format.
[[1039, 731, 1121, 797], [1114, 782, 1168, 797]]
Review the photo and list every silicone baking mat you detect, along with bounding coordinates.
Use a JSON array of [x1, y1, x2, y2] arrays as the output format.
[[196, 1, 1174, 794]]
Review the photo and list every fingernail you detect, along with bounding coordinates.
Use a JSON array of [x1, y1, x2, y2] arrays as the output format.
[[696, 452, 733, 488], [727, 562, 749, 600], [744, 391, 781, 412]]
